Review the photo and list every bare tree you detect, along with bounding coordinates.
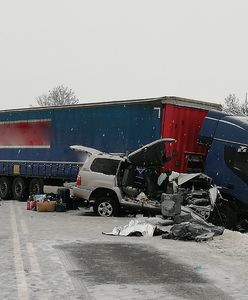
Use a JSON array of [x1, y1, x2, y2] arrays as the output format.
[[241, 93, 248, 115], [223, 94, 245, 115], [36, 85, 79, 107]]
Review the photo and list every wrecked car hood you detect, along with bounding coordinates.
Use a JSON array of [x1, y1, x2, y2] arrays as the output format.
[[127, 138, 176, 167]]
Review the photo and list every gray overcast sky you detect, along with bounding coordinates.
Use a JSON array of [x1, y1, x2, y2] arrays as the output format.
[[0, 0, 248, 110]]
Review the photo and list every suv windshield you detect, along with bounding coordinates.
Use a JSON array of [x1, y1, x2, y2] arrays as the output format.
[[90, 158, 120, 175]]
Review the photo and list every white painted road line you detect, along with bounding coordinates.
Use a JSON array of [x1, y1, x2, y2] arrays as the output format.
[[20, 217, 41, 273], [16, 203, 53, 300], [26, 242, 41, 273], [20, 219, 29, 235], [10, 202, 29, 300]]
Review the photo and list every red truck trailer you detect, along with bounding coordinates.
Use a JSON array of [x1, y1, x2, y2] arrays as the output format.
[[160, 97, 220, 173]]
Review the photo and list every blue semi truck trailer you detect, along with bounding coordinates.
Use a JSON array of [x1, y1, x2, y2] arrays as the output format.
[[0, 96, 248, 224], [0, 96, 171, 201]]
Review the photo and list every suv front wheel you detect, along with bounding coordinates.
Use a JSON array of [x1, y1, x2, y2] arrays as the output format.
[[93, 196, 119, 217]]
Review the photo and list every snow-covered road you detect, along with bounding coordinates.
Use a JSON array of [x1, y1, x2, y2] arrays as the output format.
[[0, 201, 247, 299]]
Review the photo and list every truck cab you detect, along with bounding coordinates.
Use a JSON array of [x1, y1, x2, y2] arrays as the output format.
[[199, 110, 248, 217]]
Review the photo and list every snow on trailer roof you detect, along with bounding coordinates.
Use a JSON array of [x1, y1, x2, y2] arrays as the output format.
[[0, 96, 222, 113], [160, 96, 222, 111]]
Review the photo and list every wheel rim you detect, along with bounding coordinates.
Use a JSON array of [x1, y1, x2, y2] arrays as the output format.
[[15, 183, 22, 196], [98, 202, 113, 217], [32, 183, 40, 194]]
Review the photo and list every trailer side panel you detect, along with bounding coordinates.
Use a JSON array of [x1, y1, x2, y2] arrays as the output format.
[[161, 104, 208, 172]]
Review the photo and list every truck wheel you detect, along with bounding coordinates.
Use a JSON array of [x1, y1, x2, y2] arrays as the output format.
[[211, 203, 237, 230], [0, 177, 12, 200], [12, 177, 27, 201], [93, 197, 119, 217], [29, 178, 44, 195]]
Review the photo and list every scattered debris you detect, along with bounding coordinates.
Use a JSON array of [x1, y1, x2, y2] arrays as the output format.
[[161, 193, 182, 217], [26, 190, 78, 212], [162, 221, 224, 242], [37, 200, 57, 212], [103, 206, 225, 242], [160, 172, 235, 229]]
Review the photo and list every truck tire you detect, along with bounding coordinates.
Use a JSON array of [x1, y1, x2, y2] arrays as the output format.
[[29, 178, 44, 195], [0, 177, 12, 200], [12, 177, 28, 201], [211, 202, 237, 230], [93, 196, 119, 217]]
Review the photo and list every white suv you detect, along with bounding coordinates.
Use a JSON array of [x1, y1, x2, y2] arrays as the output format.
[[71, 139, 175, 217]]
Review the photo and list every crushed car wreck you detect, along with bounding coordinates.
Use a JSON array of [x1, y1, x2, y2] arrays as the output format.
[[159, 172, 237, 229], [71, 139, 175, 216], [71, 139, 236, 229]]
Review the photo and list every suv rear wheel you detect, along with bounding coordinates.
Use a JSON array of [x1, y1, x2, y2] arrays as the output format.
[[93, 196, 119, 217]]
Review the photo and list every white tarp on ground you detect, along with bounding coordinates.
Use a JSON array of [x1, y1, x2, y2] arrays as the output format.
[[103, 219, 155, 237], [102, 218, 172, 237]]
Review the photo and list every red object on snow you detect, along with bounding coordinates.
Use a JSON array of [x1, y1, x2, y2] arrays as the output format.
[[26, 200, 31, 210], [30, 200, 37, 211]]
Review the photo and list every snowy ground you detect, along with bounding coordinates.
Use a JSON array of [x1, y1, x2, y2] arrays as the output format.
[[99, 214, 248, 299], [150, 228, 248, 299], [1, 201, 248, 299]]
